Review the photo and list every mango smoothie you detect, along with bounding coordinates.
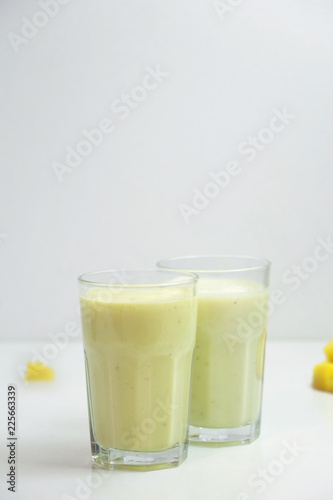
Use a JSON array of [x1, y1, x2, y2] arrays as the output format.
[[80, 287, 197, 454], [191, 279, 269, 429]]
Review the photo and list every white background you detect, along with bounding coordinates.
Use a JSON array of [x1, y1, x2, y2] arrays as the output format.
[[1, 0, 333, 342]]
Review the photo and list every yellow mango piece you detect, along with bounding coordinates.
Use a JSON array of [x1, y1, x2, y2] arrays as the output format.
[[25, 362, 54, 381], [313, 362, 333, 393], [324, 340, 333, 362]]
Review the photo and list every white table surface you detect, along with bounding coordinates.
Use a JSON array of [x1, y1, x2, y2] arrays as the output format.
[[0, 340, 332, 500]]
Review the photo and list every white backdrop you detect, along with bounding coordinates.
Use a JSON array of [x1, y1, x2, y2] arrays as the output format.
[[1, 0, 333, 343]]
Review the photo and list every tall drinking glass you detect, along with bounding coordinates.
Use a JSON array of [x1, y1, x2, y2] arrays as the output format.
[[157, 256, 270, 446], [78, 269, 198, 470]]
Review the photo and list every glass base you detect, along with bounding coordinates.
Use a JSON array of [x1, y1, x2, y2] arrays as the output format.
[[189, 420, 261, 446], [91, 442, 188, 471]]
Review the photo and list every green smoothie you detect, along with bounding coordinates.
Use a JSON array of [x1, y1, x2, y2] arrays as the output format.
[[190, 279, 269, 429], [80, 287, 197, 452]]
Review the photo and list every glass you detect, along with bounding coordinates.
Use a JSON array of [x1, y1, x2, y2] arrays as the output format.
[[157, 256, 270, 446], [78, 269, 198, 470]]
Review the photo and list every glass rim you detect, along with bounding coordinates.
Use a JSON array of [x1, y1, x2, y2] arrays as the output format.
[[157, 254, 271, 273], [78, 268, 199, 288]]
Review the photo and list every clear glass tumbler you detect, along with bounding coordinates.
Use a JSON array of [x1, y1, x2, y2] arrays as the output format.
[[78, 269, 198, 470], [157, 256, 270, 446]]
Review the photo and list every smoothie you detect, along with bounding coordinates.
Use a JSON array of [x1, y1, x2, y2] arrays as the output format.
[[190, 279, 269, 429], [80, 287, 197, 453]]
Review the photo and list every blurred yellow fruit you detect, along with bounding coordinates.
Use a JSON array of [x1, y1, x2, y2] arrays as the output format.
[[313, 362, 333, 393], [324, 340, 333, 362], [25, 362, 54, 381]]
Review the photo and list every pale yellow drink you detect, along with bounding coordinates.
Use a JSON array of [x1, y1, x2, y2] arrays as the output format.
[[190, 280, 269, 429], [80, 287, 197, 453]]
